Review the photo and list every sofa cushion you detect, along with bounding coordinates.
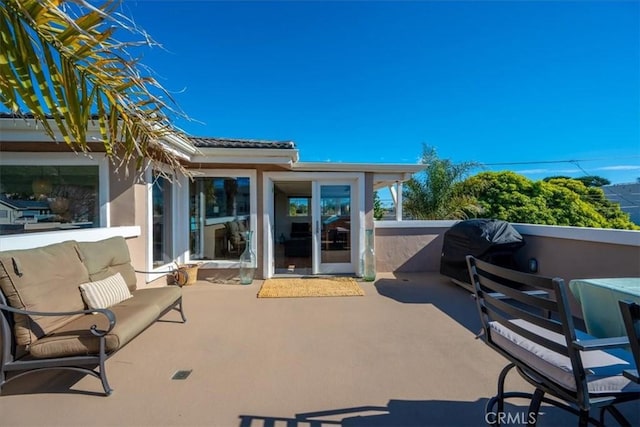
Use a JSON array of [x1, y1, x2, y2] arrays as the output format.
[[77, 237, 137, 292], [79, 273, 133, 310], [131, 286, 182, 314], [0, 241, 89, 346], [29, 298, 161, 359]]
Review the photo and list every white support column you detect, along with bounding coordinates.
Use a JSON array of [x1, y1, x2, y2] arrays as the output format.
[[396, 181, 403, 221], [388, 184, 398, 220], [388, 184, 398, 206]]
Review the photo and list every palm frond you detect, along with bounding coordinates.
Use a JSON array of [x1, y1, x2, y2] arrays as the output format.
[[0, 0, 192, 176]]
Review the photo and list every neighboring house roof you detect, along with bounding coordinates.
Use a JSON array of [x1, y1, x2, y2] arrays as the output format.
[[603, 183, 640, 225], [190, 136, 296, 150]]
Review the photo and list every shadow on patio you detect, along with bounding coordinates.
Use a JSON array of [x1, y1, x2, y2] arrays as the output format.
[[239, 399, 492, 426], [374, 273, 481, 334]]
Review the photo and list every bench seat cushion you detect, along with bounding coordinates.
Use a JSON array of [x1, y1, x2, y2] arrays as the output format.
[[131, 286, 182, 314], [28, 286, 181, 359], [29, 299, 160, 359]]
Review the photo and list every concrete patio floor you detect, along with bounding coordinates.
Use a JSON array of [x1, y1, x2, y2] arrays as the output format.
[[0, 273, 638, 426]]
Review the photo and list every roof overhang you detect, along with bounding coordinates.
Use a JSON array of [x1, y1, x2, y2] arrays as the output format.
[[156, 132, 198, 161], [190, 147, 300, 166], [1, 118, 423, 182], [0, 116, 103, 142], [0, 117, 197, 161], [292, 161, 425, 188]]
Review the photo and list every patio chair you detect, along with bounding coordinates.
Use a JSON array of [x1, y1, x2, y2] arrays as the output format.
[[466, 256, 640, 426], [619, 300, 640, 383]]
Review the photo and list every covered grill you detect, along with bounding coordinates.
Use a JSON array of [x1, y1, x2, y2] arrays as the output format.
[[440, 219, 525, 289]]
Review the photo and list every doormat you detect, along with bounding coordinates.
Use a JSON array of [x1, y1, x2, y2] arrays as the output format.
[[257, 277, 364, 298]]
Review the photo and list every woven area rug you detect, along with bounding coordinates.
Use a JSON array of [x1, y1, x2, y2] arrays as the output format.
[[257, 277, 364, 298]]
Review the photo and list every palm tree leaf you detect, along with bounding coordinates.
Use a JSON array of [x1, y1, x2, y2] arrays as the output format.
[[0, 0, 192, 176]]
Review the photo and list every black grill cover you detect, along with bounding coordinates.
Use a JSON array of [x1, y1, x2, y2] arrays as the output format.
[[440, 219, 525, 284]]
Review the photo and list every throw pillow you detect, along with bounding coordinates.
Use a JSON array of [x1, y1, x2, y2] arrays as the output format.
[[79, 272, 133, 310]]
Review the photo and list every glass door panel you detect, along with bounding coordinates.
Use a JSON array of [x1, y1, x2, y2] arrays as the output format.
[[316, 183, 354, 274]]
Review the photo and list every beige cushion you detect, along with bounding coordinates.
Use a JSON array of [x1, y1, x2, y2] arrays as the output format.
[[490, 319, 640, 394], [77, 237, 137, 292], [0, 241, 89, 346], [79, 273, 132, 309], [131, 286, 182, 313]]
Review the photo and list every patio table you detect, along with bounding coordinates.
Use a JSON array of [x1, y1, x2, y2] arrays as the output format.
[[569, 277, 640, 339]]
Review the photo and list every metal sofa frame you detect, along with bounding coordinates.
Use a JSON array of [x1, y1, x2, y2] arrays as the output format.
[[0, 282, 186, 396]]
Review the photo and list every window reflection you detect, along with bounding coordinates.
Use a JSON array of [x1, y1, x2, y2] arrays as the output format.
[[152, 172, 174, 267], [190, 176, 250, 260], [0, 165, 99, 235], [320, 185, 351, 263]]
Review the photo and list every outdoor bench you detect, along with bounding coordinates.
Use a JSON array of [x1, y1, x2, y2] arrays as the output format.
[[0, 236, 186, 396]]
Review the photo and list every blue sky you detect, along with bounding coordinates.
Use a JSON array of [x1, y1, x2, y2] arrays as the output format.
[[123, 0, 639, 184]]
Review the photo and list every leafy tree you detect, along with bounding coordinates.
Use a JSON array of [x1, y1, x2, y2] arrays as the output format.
[[288, 198, 308, 216], [373, 191, 384, 220], [0, 0, 189, 174], [459, 171, 638, 230], [403, 144, 481, 219], [547, 178, 632, 228]]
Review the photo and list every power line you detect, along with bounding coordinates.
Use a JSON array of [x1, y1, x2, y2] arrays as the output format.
[[483, 155, 640, 167]]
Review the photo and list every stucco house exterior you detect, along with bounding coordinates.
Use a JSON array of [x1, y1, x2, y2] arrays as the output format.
[[0, 116, 423, 283]]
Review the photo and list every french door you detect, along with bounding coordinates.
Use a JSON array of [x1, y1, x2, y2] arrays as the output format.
[[263, 172, 361, 278]]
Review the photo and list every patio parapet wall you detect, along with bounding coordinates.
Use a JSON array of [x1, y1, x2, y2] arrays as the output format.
[[375, 221, 640, 282]]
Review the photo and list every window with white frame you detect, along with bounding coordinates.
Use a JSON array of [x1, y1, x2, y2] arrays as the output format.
[[189, 174, 253, 261], [0, 163, 101, 235]]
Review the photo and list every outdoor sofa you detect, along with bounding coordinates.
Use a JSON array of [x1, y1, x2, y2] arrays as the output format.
[[0, 236, 186, 396]]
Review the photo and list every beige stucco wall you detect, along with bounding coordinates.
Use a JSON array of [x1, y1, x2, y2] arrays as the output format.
[[514, 235, 640, 282], [108, 163, 148, 283], [374, 223, 640, 282], [375, 226, 449, 273]]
